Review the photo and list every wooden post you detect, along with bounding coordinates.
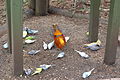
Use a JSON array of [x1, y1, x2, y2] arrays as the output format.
[[35, 0, 48, 16], [11, 0, 23, 76], [104, 0, 120, 65], [30, 0, 36, 11], [48, 0, 49, 10], [89, 0, 101, 42], [6, 0, 12, 53]]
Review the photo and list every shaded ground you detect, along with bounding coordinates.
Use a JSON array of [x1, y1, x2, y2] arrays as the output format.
[[0, 0, 110, 26], [0, 14, 120, 80], [50, 0, 110, 20]]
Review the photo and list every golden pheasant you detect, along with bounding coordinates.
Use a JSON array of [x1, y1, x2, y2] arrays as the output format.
[[52, 24, 66, 49]]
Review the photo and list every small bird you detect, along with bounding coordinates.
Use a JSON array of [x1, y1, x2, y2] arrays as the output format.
[[23, 30, 28, 38], [25, 28, 38, 34], [65, 37, 70, 42], [82, 68, 95, 79], [32, 68, 42, 75], [25, 36, 36, 40], [24, 69, 32, 76], [84, 40, 102, 51], [84, 39, 101, 47], [39, 64, 52, 70], [28, 50, 40, 55], [43, 41, 48, 50], [74, 50, 89, 58], [52, 24, 66, 49], [88, 45, 101, 51], [25, 40, 36, 44], [57, 52, 65, 59], [86, 32, 89, 36], [48, 41, 54, 50], [3, 42, 8, 49]]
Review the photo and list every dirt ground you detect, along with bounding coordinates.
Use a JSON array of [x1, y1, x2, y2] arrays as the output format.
[[0, 0, 120, 80], [0, 14, 120, 80]]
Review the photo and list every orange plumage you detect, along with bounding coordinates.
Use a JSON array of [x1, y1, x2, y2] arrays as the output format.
[[53, 24, 66, 49]]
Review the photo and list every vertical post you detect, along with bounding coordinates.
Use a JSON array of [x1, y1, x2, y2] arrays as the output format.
[[89, 0, 101, 42], [104, 0, 120, 65], [30, 0, 36, 11], [6, 0, 12, 53], [11, 0, 23, 76], [48, 0, 49, 10], [35, 0, 48, 16]]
